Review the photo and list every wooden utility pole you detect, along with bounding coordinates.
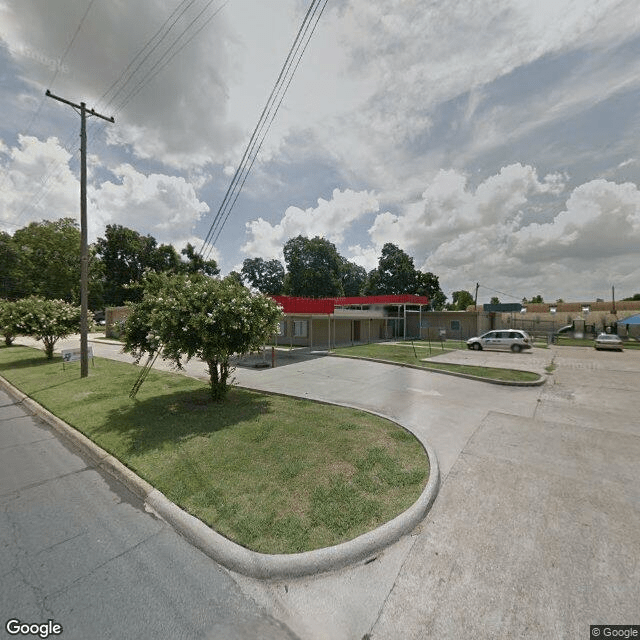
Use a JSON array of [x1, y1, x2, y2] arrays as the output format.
[[45, 90, 114, 378]]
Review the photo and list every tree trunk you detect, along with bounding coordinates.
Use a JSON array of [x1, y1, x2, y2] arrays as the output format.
[[43, 338, 55, 359], [206, 358, 230, 401]]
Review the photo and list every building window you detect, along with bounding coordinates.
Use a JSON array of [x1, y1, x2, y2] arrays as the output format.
[[293, 320, 308, 337], [277, 320, 285, 336], [450, 320, 461, 331]]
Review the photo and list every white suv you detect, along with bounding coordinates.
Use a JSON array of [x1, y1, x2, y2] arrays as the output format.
[[466, 329, 532, 353]]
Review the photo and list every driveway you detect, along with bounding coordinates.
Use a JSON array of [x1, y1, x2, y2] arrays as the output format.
[[8, 338, 640, 639]]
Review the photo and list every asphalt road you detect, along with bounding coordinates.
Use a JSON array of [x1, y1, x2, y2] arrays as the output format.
[[0, 386, 299, 640]]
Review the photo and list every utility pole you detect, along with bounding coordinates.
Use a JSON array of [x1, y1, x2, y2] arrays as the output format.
[[45, 90, 114, 378]]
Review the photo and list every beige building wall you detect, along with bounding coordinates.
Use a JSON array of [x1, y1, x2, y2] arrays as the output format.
[[105, 306, 130, 338], [420, 312, 479, 340]]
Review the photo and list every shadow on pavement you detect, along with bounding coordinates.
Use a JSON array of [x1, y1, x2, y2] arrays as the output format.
[[232, 347, 328, 370]]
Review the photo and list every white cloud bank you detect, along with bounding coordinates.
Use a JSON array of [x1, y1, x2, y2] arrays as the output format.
[[242, 164, 640, 301], [0, 135, 209, 250], [242, 188, 379, 261]]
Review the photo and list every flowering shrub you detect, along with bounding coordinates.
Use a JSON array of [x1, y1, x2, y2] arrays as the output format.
[[15, 296, 81, 358], [124, 272, 282, 401], [0, 299, 21, 346]]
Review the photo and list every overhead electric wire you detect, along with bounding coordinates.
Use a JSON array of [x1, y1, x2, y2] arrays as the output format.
[[13, 0, 226, 230], [97, 0, 199, 111], [6, 0, 98, 229], [477, 284, 524, 301], [199, 0, 324, 256], [112, 0, 228, 114], [206, 0, 329, 253], [199, 0, 328, 260]]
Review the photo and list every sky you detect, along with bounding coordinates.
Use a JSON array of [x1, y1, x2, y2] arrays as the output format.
[[1, 0, 640, 305]]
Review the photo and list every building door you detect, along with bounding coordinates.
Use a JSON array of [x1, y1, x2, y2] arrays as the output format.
[[353, 320, 361, 342]]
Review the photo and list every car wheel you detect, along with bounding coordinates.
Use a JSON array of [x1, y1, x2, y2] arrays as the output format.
[[473, 343, 482, 351], [511, 344, 521, 353]]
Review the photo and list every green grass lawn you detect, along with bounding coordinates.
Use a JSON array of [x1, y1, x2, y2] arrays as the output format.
[[332, 342, 541, 383], [0, 345, 429, 554]]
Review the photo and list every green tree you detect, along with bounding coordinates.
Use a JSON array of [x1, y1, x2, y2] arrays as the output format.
[[364, 243, 417, 295], [123, 273, 282, 401], [227, 270, 243, 286], [416, 271, 446, 309], [490, 296, 500, 305], [0, 231, 21, 300], [362, 244, 446, 307], [12, 218, 81, 302], [95, 225, 158, 306], [449, 290, 475, 311], [622, 293, 640, 301], [340, 259, 367, 297], [179, 243, 220, 276], [15, 296, 81, 359], [149, 243, 182, 273], [241, 257, 285, 295], [283, 236, 344, 297]]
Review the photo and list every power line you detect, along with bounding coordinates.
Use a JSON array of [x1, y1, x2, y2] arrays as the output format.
[[477, 283, 523, 301], [112, 0, 228, 114], [201, 0, 326, 257], [10, 0, 227, 231], [2, 0, 98, 221], [199, 0, 328, 259]]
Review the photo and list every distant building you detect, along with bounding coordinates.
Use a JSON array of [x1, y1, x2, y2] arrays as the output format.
[[271, 295, 430, 349]]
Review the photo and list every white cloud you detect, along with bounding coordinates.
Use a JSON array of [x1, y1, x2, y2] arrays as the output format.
[[512, 179, 640, 261], [0, 135, 78, 230], [242, 188, 380, 260], [0, 136, 209, 250], [414, 172, 640, 300], [2, 0, 244, 168], [369, 164, 567, 252], [91, 164, 210, 247]]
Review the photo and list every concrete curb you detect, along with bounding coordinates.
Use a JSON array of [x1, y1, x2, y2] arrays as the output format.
[[329, 353, 546, 387], [0, 373, 440, 580]]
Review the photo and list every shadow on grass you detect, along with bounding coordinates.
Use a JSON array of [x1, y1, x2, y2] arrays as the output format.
[[0, 345, 53, 370], [96, 385, 272, 455]]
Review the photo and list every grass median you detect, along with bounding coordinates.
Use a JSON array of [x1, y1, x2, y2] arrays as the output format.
[[332, 342, 541, 383], [0, 345, 429, 554]]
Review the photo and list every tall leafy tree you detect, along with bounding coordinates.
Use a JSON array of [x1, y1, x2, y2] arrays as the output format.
[[95, 225, 158, 305], [448, 290, 475, 311], [363, 243, 417, 294], [241, 257, 285, 295], [340, 259, 367, 296], [416, 271, 446, 309], [11, 218, 81, 302], [283, 236, 344, 298], [180, 243, 219, 276], [123, 272, 281, 401], [0, 231, 21, 300], [363, 243, 446, 307]]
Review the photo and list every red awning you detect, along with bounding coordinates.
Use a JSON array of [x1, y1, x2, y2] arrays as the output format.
[[272, 294, 430, 314]]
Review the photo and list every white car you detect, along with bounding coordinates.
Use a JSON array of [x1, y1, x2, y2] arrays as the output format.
[[467, 329, 533, 353], [594, 333, 623, 351]]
